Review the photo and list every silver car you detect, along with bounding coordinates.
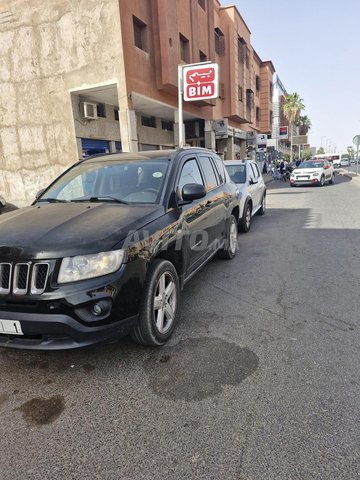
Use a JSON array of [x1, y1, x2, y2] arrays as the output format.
[[224, 160, 266, 232]]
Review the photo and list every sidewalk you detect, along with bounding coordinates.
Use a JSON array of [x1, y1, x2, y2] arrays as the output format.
[[338, 168, 360, 182]]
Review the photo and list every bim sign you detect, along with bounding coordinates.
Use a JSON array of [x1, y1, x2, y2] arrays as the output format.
[[183, 63, 219, 102]]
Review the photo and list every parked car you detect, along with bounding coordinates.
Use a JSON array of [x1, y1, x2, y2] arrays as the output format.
[[0, 195, 17, 215], [290, 159, 335, 187], [0, 148, 239, 350], [224, 159, 266, 233]]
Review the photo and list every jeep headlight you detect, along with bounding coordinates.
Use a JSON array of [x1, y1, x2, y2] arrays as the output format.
[[58, 250, 125, 283]]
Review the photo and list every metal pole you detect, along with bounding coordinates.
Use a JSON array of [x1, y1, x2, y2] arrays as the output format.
[[357, 143, 359, 176], [178, 65, 184, 148]]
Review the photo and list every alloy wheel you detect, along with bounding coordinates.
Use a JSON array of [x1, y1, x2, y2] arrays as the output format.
[[246, 206, 251, 228], [229, 220, 237, 254], [153, 272, 177, 334]]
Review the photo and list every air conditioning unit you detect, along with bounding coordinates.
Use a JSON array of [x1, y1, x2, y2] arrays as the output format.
[[80, 102, 98, 120]]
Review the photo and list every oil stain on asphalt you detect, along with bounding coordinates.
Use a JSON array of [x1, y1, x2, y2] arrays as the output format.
[[17, 395, 65, 426], [144, 337, 259, 401]]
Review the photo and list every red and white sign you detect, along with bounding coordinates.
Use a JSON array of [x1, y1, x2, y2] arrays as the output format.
[[183, 63, 219, 101], [279, 126, 288, 140]]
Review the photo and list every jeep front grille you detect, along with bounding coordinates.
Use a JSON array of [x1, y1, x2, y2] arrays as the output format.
[[0, 262, 50, 295]]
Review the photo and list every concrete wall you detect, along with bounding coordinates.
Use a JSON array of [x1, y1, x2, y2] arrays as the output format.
[[0, 0, 126, 206], [137, 115, 174, 148]]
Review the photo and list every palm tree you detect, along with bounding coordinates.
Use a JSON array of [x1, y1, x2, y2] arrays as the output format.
[[297, 115, 312, 135], [282, 93, 305, 162]]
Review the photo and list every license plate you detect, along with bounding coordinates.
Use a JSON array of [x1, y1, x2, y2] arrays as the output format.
[[0, 320, 23, 335]]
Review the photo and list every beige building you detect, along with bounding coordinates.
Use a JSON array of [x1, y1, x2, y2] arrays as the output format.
[[0, 0, 276, 206]]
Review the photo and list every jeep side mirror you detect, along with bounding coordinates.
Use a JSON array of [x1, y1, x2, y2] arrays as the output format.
[[181, 183, 207, 202]]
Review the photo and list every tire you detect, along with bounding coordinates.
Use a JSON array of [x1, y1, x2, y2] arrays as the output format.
[[218, 214, 237, 260], [238, 202, 252, 233], [257, 194, 266, 216], [319, 175, 325, 187], [131, 259, 180, 346], [290, 183, 296, 187], [329, 173, 335, 184]]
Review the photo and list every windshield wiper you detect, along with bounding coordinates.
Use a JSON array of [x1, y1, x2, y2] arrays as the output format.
[[71, 196, 129, 205], [37, 198, 69, 203]]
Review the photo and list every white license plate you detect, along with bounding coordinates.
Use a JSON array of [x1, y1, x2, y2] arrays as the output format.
[[0, 320, 23, 335]]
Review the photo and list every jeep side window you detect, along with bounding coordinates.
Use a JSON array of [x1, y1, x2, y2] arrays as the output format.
[[178, 159, 204, 194], [198, 156, 219, 191], [212, 157, 225, 185]]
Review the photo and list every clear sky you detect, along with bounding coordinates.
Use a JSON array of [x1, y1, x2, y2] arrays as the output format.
[[234, 0, 360, 153]]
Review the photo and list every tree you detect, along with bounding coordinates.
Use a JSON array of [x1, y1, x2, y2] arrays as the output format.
[[347, 146, 355, 159], [297, 115, 312, 135], [302, 149, 313, 160], [317, 147, 325, 155], [282, 93, 305, 162]]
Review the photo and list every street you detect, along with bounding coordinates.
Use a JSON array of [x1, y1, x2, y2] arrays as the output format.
[[0, 175, 359, 480]]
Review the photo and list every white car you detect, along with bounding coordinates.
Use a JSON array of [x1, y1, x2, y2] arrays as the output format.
[[224, 160, 266, 232], [290, 159, 335, 187]]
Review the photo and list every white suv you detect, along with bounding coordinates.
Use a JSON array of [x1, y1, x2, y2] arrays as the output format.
[[224, 160, 266, 232], [290, 159, 335, 187]]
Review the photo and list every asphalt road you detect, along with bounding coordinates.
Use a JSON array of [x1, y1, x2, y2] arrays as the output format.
[[1, 175, 359, 480]]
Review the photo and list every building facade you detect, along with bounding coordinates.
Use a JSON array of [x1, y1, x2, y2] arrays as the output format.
[[0, 0, 276, 205]]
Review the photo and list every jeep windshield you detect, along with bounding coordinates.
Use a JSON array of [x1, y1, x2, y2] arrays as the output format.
[[38, 157, 170, 205]]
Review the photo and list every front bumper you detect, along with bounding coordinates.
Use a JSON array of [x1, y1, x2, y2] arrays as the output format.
[[0, 259, 146, 350], [290, 178, 320, 185], [0, 311, 138, 350]]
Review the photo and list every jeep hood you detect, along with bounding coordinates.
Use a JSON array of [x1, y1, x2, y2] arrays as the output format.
[[0, 203, 163, 260]]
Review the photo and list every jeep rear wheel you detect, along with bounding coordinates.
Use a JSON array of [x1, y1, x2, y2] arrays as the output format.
[[218, 215, 237, 260]]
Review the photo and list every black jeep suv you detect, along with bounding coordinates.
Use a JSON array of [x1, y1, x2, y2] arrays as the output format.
[[0, 148, 239, 350]]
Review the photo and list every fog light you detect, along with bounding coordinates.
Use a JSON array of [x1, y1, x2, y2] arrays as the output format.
[[91, 302, 105, 316]]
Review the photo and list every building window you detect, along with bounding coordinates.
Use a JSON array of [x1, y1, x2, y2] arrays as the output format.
[[179, 33, 190, 63], [198, 0, 206, 10], [133, 16, 147, 51], [270, 110, 273, 126], [199, 50, 207, 62], [256, 107, 260, 123], [245, 48, 250, 69], [269, 81, 273, 97], [219, 83, 225, 99], [161, 120, 173, 131], [114, 109, 119, 121], [214, 27, 225, 56], [237, 36, 246, 63], [246, 89, 254, 109], [256, 75, 260, 92], [141, 116, 156, 128], [96, 103, 106, 118], [238, 86, 243, 102]]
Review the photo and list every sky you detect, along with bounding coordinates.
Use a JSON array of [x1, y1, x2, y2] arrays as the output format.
[[234, 0, 360, 153]]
